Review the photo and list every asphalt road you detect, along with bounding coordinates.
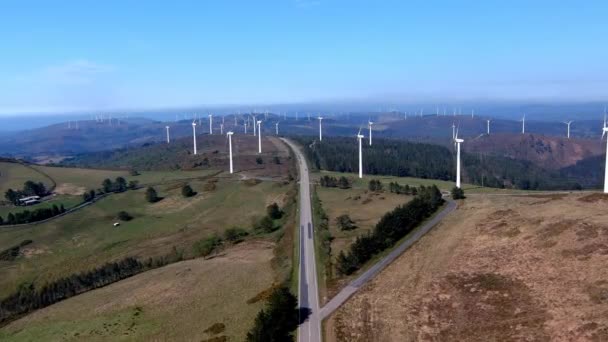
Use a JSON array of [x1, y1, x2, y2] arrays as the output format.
[[319, 199, 457, 319], [282, 138, 322, 342]]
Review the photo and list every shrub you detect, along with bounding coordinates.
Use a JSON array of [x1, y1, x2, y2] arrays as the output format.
[[224, 227, 249, 243], [256, 157, 264, 165], [181, 184, 195, 197], [254, 216, 275, 233], [336, 214, 356, 231], [266, 203, 283, 219], [368, 179, 383, 192], [273, 156, 281, 165], [128, 180, 139, 190], [451, 186, 465, 199], [117, 211, 133, 221], [145, 187, 159, 203], [193, 235, 223, 257]]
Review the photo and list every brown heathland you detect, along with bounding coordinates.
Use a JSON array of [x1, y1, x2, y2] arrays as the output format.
[[327, 193, 608, 342]]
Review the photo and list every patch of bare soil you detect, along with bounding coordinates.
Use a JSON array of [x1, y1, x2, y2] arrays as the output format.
[[578, 193, 608, 203], [328, 193, 608, 341]]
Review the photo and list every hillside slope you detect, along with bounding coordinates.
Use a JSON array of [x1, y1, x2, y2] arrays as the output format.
[[327, 193, 608, 341]]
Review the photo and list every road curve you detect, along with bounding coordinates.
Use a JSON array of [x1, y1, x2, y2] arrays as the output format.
[[319, 199, 457, 319], [281, 138, 322, 342]]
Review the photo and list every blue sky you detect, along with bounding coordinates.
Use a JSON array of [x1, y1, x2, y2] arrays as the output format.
[[1, 0, 607, 114]]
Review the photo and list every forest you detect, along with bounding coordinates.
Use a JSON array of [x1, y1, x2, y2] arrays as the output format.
[[293, 136, 583, 190]]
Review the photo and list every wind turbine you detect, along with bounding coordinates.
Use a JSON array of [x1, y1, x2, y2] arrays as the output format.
[[275, 122, 280, 135], [452, 122, 456, 140], [220, 123, 224, 135], [192, 122, 198, 155], [227, 131, 234, 174], [252, 115, 257, 136], [454, 128, 464, 188], [368, 120, 374, 146], [521, 114, 526, 134], [209, 114, 213, 134], [166, 126, 170, 143], [257, 120, 262, 154], [603, 116, 608, 193], [357, 128, 365, 179], [486, 119, 491, 135], [563, 121, 573, 139], [318, 116, 323, 141], [471, 109, 475, 118], [244, 120, 248, 134]]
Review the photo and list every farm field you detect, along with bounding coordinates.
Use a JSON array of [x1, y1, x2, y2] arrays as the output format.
[[326, 192, 608, 341], [0, 162, 54, 194], [0, 240, 276, 341], [0, 173, 291, 299]]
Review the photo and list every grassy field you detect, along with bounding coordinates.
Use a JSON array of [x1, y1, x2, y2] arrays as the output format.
[[0, 240, 276, 341], [327, 193, 608, 341], [0, 173, 290, 299], [0, 162, 54, 194]]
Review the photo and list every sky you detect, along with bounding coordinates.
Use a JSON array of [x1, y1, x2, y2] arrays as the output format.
[[1, 0, 607, 115]]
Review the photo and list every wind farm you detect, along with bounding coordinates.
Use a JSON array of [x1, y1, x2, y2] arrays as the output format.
[[1, 1, 608, 342]]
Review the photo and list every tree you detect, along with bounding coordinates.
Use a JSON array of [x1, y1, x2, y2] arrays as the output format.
[[128, 180, 139, 190], [5, 189, 19, 205], [266, 203, 282, 219], [368, 179, 383, 192], [145, 187, 159, 203], [181, 184, 195, 197], [59, 204, 66, 213], [117, 211, 133, 221], [114, 177, 127, 192], [102, 179, 113, 193], [256, 157, 264, 165], [7, 213, 16, 225], [336, 214, 356, 231], [338, 176, 351, 189], [0, 216, 4, 225], [246, 287, 299, 342], [451, 186, 465, 199], [193, 234, 222, 256]]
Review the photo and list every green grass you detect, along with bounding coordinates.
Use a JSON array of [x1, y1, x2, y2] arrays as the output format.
[[0, 175, 289, 298], [0, 162, 53, 194], [31, 165, 128, 190]]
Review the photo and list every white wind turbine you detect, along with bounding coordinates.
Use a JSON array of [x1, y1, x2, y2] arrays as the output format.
[[227, 131, 234, 174], [192, 122, 198, 155], [244, 120, 248, 134], [220, 123, 224, 135], [165, 126, 170, 143], [520, 114, 526, 134], [357, 128, 365, 179], [318, 116, 323, 141], [257, 120, 262, 154], [252, 115, 257, 136], [486, 119, 491, 135], [563, 121, 573, 139], [275, 122, 280, 135], [454, 127, 464, 188], [209, 114, 213, 134], [368, 120, 374, 146], [602, 114, 608, 193], [452, 122, 456, 140]]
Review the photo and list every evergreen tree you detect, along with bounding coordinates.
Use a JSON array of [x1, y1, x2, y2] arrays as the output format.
[[102, 179, 113, 193], [181, 184, 195, 197], [266, 203, 282, 219], [145, 187, 159, 203]]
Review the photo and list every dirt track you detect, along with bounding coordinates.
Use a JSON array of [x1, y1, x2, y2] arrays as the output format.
[[327, 193, 608, 341]]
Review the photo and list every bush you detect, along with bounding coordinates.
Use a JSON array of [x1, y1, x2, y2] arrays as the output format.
[[273, 156, 281, 165], [451, 186, 465, 199], [336, 214, 356, 231], [254, 216, 275, 233], [256, 157, 264, 164], [145, 187, 159, 203], [368, 179, 383, 192], [181, 184, 195, 197], [193, 235, 223, 257], [117, 211, 133, 221], [128, 180, 139, 190], [224, 227, 249, 243], [266, 203, 283, 219]]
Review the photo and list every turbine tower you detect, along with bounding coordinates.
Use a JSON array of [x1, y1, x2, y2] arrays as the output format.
[[452, 122, 456, 140], [275, 122, 279, 135], [487, 119, 491, 135], [252, 115, 257, 136], [318, 116, 323, 141], [564, 121, 573, 139], [357, 129, 365, 179], [521, 114, 526, 134], [220, 123, 224, 135], [227, 131, 234, 174], [166, 126, 170, 143], [244, 121, 248, 134], [192, 122, 198, 155], [257, 120, 262, 154], [454, 129, 464, 188], [603, 118, 608, 193], [368, 120, 374, 146], [209, 114, 213, 135]]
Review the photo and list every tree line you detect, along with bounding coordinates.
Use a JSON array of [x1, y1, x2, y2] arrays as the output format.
[[336, 185, 444, 275], [319, 175, 351, 189], [0, 204, 66, 226], [293, 136, 583, 190], [4, 181, 48, 205], [0, 249, 183, 325]]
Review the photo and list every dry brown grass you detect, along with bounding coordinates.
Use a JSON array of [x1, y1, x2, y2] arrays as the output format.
[[327, 193, 608, 341]]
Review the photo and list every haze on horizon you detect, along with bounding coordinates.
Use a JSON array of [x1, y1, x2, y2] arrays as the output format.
[[1, 0, 607, 115]]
